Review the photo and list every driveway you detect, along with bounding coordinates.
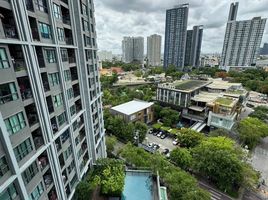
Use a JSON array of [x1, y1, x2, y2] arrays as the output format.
[[143, 133, 177, 152]]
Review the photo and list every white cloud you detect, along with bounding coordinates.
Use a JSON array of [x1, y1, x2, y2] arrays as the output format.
[[94, 0, 268, 54]]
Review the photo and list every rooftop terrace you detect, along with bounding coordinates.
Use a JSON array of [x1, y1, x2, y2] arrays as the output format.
[[175, 80, 209, 90], [215, 97, 234, 106]]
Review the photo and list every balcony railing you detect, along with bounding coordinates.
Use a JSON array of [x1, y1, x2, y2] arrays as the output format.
[[62, 17, 71, 25], [26, 0, 34, 11], [65, 37, 73, 45], [31, 27, 40, 41], [43, 82, 50, 92], [44, 174, 53, 188], [71, 73, 78, 81], [33, 136, 44, 150], [68, 57, 75, 63], [28, 113, 38, 126], [3, 24, 18, 39], [0, 93, 18, 105], [14, 59, 26, 72], [38, 156, 49, 170], [21, 88, 33, 100]]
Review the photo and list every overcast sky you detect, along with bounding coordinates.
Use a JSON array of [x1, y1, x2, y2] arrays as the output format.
[[94, 0, 268, 55]]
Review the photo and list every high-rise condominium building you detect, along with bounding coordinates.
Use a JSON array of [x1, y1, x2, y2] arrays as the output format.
[[184, 25, 203, 67], [147, 34, 162, 67], [0, 0, 106, 200], [98, 50, 113, 61], [164, 4, 189, 70], [260, 43, 268, 55], [122, 36, 144, 63], [221, 2, 267, 67]]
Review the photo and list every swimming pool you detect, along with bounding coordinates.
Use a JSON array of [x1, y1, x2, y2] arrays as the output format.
[[121, 170, 153, 200]]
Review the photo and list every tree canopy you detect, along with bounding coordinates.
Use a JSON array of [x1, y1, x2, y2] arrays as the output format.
[[176, 128, 204, 148], [249, 106, 268, 122], [170, 148, 193, 170], [237, 117, 268, 149]]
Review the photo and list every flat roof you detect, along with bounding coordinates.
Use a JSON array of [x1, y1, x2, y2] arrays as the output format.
[[175, 80, 209, 91], [111, 100, 154, 115], [206, 79, 241, 90], [191, 92, 219, 103]]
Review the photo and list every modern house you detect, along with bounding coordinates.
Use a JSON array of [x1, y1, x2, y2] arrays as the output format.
[[157, 78, 247, 130], [110, 100, 154, 124]]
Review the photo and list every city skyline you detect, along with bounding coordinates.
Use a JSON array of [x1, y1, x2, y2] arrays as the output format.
[[95, 0, 268, 54]]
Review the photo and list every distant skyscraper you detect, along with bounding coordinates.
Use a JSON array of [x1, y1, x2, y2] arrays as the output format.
[[122, 37, 144, 63], [221, 2, 267, 67], [184, 26, 203, 67], [147, 34, 162, 66], [260, 43, 268, 55], [164, 4, 189, 70], [98, 50, 113, 61]]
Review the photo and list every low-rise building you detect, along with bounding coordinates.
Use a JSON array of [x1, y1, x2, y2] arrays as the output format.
[[110, 100, 154, 124], [157, 78, 247, 130]]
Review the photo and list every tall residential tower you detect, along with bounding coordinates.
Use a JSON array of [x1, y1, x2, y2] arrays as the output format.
[[122, 36, 144, 63], [221, 2, 267, 67], [147, 34, 162, 66], [0, 0, 106, 200], [164, 4, 189, 70], [184, 25, 203, 67]]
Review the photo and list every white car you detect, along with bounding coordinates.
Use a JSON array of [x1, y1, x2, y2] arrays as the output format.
[[157, 131, 163, 137], [147, 143, 153, 148], [173, 139, 179, 145]]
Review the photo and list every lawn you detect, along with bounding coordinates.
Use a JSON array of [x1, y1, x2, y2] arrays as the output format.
[[215, 97, 233, 106], [175, 80, 207, 91]]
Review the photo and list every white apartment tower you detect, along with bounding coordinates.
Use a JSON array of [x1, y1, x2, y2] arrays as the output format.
[[147, 34, 162, 66], [221, 2, 267, 67], [0, 0, 106, 200]]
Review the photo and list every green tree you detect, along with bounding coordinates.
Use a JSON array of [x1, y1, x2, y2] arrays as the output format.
[[170, 148, 193, 170], [106, 136, 117, 155], [177, 128, 204, 148], [134, 121, 148, 143], [160, 107, 180, 127], [192, 137, 259, 194], [237, 117, 268, 149], [249, 106, 268, 122], [209, 128, 230, 137], [153, 104, 163, 120]]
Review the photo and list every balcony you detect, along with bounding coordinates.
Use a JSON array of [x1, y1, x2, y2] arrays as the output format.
[[13, 59, 27, 72], [75, 99, 82, 113], [17, 77, 33, 101], [46, 96, 54, 114], [35, 47, 45, 68], [61, 6, 70, 26], [43, 170, 53, 189], [64, 28, 73, 45], [41, 73, 50, 92], [0, 7, 18, 39], [38, 153, 49, 171], [62, 170, 67, 185], [59, 154, 64, 169], [51, 117, 58, 134], [48, 188, 57, 200], [55, 138, 61, 152], [67, 48, 76, 63], [60, 130, 70, 144], [73, 84, 80, 98], [70, 67, 78, 81], [8, 44, 27, 72], [65, 37, 73, 45], [32, 128, 44, 150], [0, 83, 18, 105], [25, 103, 39, 127], [25, 0, 34, 11], [62, 16, 71, 26]]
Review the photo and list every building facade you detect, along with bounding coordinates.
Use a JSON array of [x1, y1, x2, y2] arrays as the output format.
[[184, 25, 203, 67], [0, 0, 106, 200], [164, 4, 189, 70], [260, 43, 268, 55], [147, 34, 162, 66], [110, 100, 154, 124], [122, 36, 144, 63], [221, 2, 267, 67]]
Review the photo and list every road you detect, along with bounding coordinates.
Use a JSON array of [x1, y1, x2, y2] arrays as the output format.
[[199, 181, 233, 200]]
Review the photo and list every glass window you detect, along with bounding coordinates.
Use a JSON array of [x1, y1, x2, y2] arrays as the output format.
[[13, 138, 33, 162], [63, 146, 72, 160], [67, 88, 74, 100], [81, 3, 88, 15], [0, 82, 18, 105], [39, 22, 52, 39], [61, 49, 68, 62], [0, 183, 18, 200], [0, 156, 9, 178], [36, 0, 48, 13], [22, 162, 39, 184], [48, 72, 60, 86], [70, 105, 76, 116], [57, 112, 66, 126], [4, 112, 26, 135], [45, 49, 56, 63], [64, 70, 71, 81], [0, 48, 10, 69], [53, 93, 63, 108], [30, 182, 44, 200], [57, 28, 64, 41], [53, 3, 61, 19]]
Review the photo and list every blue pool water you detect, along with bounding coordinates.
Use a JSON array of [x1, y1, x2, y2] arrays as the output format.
[[121, 171, 153, 200]]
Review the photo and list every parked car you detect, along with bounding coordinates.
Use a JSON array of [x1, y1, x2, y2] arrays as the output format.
[[162, 148, 170, 155], [173, 138, 179, 145], [148, 129, 153, 134], [147, 143, 153, 148], [160, 133, 168, 139], [157, 131, 164, 137], [153, 144, 160, 150]]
